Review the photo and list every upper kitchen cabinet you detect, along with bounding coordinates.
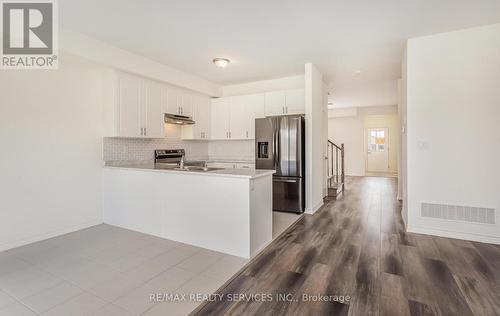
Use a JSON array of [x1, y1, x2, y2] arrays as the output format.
[[264, 91, 286, 116], [143, 80, 166, 138], [285, 89, 305, 115], [103, 71, 166, 138], [181, 94, 211, 140], [234, 94, 265, 139], [264, 89, 305, 116], [165, 86, 193, 117], [229, 96, 248, 139], [211, 98, 231, 140], [180, 92, 194, 117], [165, 86, 181, 115], [116, 73, 142, 137], [210, 94, 265, 140]]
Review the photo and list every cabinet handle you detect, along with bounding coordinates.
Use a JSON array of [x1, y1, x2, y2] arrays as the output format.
[[246, 131, 248, 138], [229, 131, 231, 139], [144, 128, 146, 136]]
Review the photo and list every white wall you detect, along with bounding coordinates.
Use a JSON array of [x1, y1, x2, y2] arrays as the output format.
[[328, 106, 399, 176], [328, 116, 365, 176], [329, 79, 398, 108], [0, 54, 104, 251], [405, 23, 500, 244], [221, 75, 304, 97], [61, 29, 222, 97], [305, 63, 326, 214]]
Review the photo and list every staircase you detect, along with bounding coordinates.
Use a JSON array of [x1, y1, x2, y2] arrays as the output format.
[[326, 140, 345, 200]]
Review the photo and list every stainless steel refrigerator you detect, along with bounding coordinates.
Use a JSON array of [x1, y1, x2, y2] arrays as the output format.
[[255, 115, 305, 214]]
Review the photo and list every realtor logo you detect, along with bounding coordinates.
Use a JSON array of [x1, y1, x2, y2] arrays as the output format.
[[1, 0, 58, 69]]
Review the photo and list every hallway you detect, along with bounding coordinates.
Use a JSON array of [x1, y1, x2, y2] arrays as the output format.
[[194, 177, 500, 315]]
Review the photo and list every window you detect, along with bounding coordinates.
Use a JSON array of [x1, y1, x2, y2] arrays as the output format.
[[369, 130, 386, 151]]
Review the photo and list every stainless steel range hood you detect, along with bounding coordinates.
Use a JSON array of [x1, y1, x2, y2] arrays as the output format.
[[164, 113, 195, 125]]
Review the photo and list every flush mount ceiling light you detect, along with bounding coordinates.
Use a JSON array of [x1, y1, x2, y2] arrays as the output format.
[[213, 58, 230, 68], [355, 70, 362, 75]]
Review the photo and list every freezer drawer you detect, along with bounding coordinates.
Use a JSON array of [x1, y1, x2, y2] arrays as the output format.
[[273, 177, 304, 213]]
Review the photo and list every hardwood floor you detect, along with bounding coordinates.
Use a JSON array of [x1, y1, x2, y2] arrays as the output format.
[[193, 176, 500, 316]]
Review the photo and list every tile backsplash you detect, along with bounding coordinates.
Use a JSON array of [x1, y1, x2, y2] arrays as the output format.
[[103, 123, 255, 163], [103, 137, 208, 163]]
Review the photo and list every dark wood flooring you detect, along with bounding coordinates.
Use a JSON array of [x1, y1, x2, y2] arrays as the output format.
[[193, 176, 500, 316]]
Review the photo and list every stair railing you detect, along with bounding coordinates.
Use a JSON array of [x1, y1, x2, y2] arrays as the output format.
[[327, 140, 345, 191]]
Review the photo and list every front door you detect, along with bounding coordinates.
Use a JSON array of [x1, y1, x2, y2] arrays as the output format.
[[366, 128, 389, 172]]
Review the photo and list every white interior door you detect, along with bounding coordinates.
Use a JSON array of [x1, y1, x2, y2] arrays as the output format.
[[366, 128, 389, 172]]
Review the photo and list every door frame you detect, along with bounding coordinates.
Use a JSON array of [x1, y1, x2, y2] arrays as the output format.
[[364, 127, 390, 173]]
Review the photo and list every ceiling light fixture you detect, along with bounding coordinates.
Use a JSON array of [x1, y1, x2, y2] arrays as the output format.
[[213, 58, 230, 68], [355, 70, 362, 75]]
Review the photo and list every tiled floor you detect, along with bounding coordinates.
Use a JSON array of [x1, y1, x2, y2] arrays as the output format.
[[0, 225, 249, 316], [272, 211, 302, 238]]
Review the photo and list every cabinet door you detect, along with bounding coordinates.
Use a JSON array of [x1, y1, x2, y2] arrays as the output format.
[[285, 89, 305, 114], [244, 94, 265, 139], [229, 96, 247, 140], [166, 86, 181, 115], [180, 92, 194, 117], [144, 80, 165, 138], [181, 95, 211, 140], [265, 91, 286, 116], [118, 73, 142, 137], [196, 96, 211, 139], [211, 98, 230, 139]]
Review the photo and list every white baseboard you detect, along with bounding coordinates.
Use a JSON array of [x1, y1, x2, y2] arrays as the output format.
[[0, 219, 103, 252], [407, 225, 500, 245], [306, 200, 324, 215]]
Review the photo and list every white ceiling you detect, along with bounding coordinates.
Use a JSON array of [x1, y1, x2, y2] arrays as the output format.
[[60, 0, 500, 105]]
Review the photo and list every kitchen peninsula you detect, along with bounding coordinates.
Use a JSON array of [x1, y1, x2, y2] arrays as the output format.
[[103, 163, 274, 258]]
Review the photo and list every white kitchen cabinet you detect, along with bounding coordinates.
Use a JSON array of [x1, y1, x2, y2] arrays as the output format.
[[285, 89, 305, 114], [210, 94, 265, 140], [229, 96, 248, 140], [244, 94, 265, 139], [211, 98, 231, 139], [181, 94, 211, 140], [264, 89, 305, 116], [166, 86, 182, 115], [265, 91, 286, 116], [180, 92, 194, 117], [117, 73, 142, 137], [115, 73, 165, 138], [166, 87, 193, 117], [143, 80, 166, 138]]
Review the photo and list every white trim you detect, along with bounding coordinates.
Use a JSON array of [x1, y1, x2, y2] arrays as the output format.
[[306, 200, 324, 215], [407, 225, 500, 245], [0, 219, 102, 252]]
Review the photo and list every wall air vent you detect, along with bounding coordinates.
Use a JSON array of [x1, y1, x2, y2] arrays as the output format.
[[421, 202, 495, 225]]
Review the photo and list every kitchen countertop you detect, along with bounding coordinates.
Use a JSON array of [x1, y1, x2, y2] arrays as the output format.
[[104, 163, 274, 179]]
